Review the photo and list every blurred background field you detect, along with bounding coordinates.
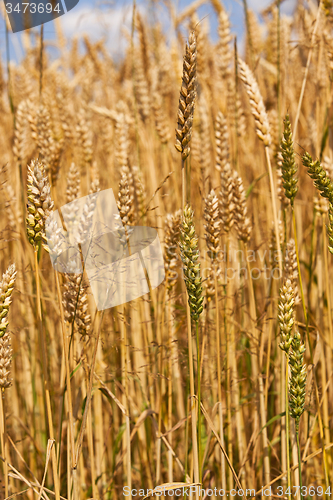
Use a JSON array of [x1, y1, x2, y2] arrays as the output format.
[[0, 0, 333, 499]]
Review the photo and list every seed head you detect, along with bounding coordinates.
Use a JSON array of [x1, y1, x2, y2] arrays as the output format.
[[278, 279, 295, 353], [302, 152, 333, 204], [0, 264, 17, 389], [204, 190, 221, 260], [238, 58, 271, 147], [26, 159, 54, 248], [280, 114, 298, 206], [215, 112, 230, 173], [289, 331, 307, 430], [179, 205, 204, 321], [232, 174, 252, 243], [0, 264, 16, 339], [285, 239, 300, 305], [220, 162, 234, 233], [175, 32, 197, 161], [63, 260, 91, 338]]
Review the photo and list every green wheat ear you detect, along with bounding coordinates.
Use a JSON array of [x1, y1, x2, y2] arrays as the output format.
[[302, 152, 333, 204], [323, 0, 333, 16], [179, 205, 204, 321], [289, 331, 307, 431], [302, 152, 333, 255], [280, 114, 298, 206]]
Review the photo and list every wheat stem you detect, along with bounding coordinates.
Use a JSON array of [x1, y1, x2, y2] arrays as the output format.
[[196, 320, 202, 483], [34, 249, 60, 500], [214, 264, 225, 488], [296, 431, 302, 491], [187, 302, 199, 495], [0, 389, 8, 498], [244, 242, 270, 487], [265, 146, 282, 274], [285, 354, 292, 493], [293, 1, 323, 141], [54, 272, 76, 499]]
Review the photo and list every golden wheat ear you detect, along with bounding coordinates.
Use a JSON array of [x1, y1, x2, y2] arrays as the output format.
[[232, 174, 252, 243], [204, 189, 221, 261], [175, 32, 197, 162], [26, 159, 54, 248], [238, 58, 271, 147], [0, 264, 16, 389], [278, 279, 295, 354]]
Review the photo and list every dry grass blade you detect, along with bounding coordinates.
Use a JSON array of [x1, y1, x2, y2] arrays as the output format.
[[200, 402, 248, 498]]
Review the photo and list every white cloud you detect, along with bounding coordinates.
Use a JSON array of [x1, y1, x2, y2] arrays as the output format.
[[248, 0, 297, 15], [60, 2, 134, 55]]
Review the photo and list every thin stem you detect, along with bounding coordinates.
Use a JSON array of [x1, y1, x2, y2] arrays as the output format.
[[214, 264, 226, 488], [39, 24, 44, 100], [5, 21, 14, 127], [265, 146, 282, 274], [186, 301, 199, 496], [292, 209, 330, 488], [120, 304, 132, 499], [131, 0, 142, 172], [277, 0, 281, 139], [167, 298, 173, 482], [244, 242, 270, 487], [196, 320, 201, 483], [54, 272, 76, 500], [224, 237, 233, 489], [182, 159, 186, 210], [322, 218, 333, 350], [285, 354, 291, 493], [296, 430, 302, 491], [0, 389, 8, 498], [242, 0, 254, 70], [74, 311, 103, 467], [34, 249, 60, 500], [292, 210, 307, 325], [281, 349, 287, 487], [292, 1, 322, 141], [234, 38, 239, 172]]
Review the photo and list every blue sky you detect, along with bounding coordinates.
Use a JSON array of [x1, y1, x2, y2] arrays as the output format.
[[0, 0, 297, 64]]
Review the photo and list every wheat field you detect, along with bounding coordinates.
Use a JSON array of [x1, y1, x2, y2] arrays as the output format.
[[0, 0, 333, 498]]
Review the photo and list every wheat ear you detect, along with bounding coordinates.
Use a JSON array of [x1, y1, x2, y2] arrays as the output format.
[[0, 263, 16, 498], [238, 58, 282, 273], [175, 32, 197, 208], [280, 114, 298, 206], [238, 59, 271, 146]]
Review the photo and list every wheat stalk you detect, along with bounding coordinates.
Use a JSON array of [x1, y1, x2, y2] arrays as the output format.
[[26, 159, 60, 500], [0, 263, 16, 498], [179, 205, 203, 487]]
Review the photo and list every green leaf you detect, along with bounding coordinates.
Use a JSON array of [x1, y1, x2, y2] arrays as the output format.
[[258, 411, 286, 435], [246, 172, 268, 198]]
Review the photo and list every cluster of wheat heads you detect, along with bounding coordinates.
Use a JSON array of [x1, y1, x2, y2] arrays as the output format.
[[1, 0, 333, 498]]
